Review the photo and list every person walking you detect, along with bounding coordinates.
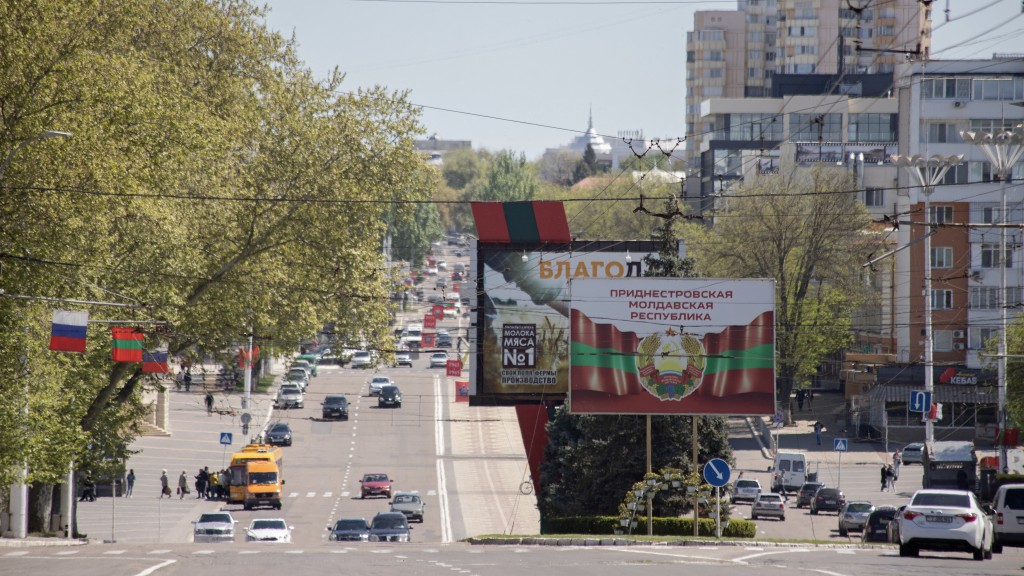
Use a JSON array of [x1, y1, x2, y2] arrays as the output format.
[[79, 473, 96, 502], [205, 392, 214, 414], [892, 450, 902, 480], [125, 469, 135, 497], [194, 468, 206, 498], [177, 470, 188, 499], [183, 370, 192, 392], [208, 470, 219, 500], [886, 464, 896, 491], [160, 469, 170, 498], [813, 421, 824, 446], [796, 389, 806, 412], [880, 464, 889, 492]]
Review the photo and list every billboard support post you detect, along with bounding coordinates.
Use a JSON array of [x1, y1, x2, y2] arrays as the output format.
[[646, 415, 653, 536], [692, 416, 699, 537]]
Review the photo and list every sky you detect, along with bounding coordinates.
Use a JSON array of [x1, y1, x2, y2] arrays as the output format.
[[261, 0, 1024, 161]]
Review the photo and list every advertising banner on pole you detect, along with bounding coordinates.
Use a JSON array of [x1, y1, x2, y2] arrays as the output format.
[[568, 277, 776, 415], [455, 380, 470, 402]]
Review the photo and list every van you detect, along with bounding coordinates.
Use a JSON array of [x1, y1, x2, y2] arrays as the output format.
[[771, 451, 807, 492], [992, 483, 1024, 553], [243, 459, 284, 510], [228, 444, 284, 505]]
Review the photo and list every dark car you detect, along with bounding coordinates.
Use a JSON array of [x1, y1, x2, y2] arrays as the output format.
[[436, 334, 452, 348], [369, 512, 411, 542], [321, 395, 349, 420], [796, 482, 825, 508], [887, 505, 907, 543], [810, 487, 846, 515], [862, 506, 898, 543], [379, 385, 402, 408], [265, 422, 293, 446], [327, 518, 371, 542]]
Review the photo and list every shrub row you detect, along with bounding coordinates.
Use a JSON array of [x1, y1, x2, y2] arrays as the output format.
[[543, 516, 756, 538]]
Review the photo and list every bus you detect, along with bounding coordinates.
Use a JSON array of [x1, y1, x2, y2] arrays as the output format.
[[228, 444, 284, 505]]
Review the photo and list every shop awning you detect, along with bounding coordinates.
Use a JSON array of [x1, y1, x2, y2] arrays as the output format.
[[866, 383, 998, 404]]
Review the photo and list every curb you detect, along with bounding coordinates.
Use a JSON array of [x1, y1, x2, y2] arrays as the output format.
[[464, 536, 893, 550], [0, 537, 88, 548]]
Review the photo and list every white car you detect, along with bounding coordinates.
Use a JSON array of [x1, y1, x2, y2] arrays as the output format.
[[732, 478, 762, 503], [351, 350, 373, 369], [429, 352, 449, 368], [368, 375, 393, 396], [899, 489, 993, 560], [751, 492, 785, 521], [193, 512, 237, 543], [275, 384, 304, 409], [246, 518, 293, 542], [437, 260, 448, 271]]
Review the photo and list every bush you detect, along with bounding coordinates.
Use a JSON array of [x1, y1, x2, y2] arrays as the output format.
[[543, 516, 755, 538]]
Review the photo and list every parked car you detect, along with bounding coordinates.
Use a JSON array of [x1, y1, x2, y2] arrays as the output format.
[[796, 482, 825, 508], [888, 505, 907, 544], [898, 489, 993, 560], [393, 352, 413, 367], [838, 501, 875, 536], [351, 350, 373, 369], [378, 385, 402, 408], [192, 512, 237, 543], [321, 395, 349, 420], [992, 482, 1024, 553], [360, 473, 393, 499], [751, 493, 786, 521], [901, 443, 925, 465], [275, 384, 304, 409], [245, 518, 293, 543], [810, 487, 846, 515], [368, 375, 393, 396], [862, 506, 898, 543], [369, 512, 411, 542], [327, 518, 371, 542], [732, 478, 762, 503], [390, 491, 425, 522], [265, 422, 293, 446], [429, 351, 449, 368]]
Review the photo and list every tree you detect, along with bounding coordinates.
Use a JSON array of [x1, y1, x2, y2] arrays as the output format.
[[535, 149, 580, 186], [571, 144, 599, 184], [477, 150, 538, 202], [682, 166, 880, 422]]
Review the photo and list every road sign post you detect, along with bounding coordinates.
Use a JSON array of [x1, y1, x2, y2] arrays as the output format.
[[834, 438, 848, 488], [702, 458, 731, 539]]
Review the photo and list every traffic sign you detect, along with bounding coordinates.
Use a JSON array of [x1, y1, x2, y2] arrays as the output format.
[[219, 432, 233, 445], [702, 458, 731, 488], [910, 390, 932, 413], [240, 412, 252, 425], [833, 438, 848, 452]]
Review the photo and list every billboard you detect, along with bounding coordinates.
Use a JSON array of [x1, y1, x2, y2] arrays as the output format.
[[471, 240, 670, 405], [568, 277, 775, 415]]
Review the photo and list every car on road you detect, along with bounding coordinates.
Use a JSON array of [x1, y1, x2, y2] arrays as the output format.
[[379, 385, 402, 408], [898, 489, 993, 560], [368, 375, 393, 396], [862, 506, 898, 543], [245, 518, 293, 543], [265, 422, 293, 446], [275, 384, 304, 409], [437, 260, 448, 271], [351, 350, 373, 369], [838, 501, 874, 536], [390, 491, 425, 522], [992, 482, 1024, 553], [360, 473, 393, 499], [436, 333, 452, 348], [393, 352, 413, 367], [290, 359, 314, 379], [192, 512, 237, 543], [888, 505, 907, 544], [795, 482, 825, 508], [285, 368, 309, 390], [321, 395, 349, 420], [369, 512, 411, 542], [810, 487, 846, 515], [900, 443, 925, 465], [751, 493, 785, 521], [732, 478, 762, 503], [327, 518, 371, 542], [429, 351, 449, 368]]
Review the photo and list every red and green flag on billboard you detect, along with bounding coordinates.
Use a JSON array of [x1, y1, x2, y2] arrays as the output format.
[[111, 327, 144, 362]]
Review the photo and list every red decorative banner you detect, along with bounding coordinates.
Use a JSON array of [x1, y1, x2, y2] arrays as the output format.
[[455, 379, 470, 402], [423, 315, 436, 328], [446, 359, 462, 377]]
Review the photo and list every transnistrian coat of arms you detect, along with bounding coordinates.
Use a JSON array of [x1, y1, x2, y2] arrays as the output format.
[[636, 327, 706, 401]]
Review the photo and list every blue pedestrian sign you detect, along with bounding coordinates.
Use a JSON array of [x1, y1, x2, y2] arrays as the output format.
[[910, 390, 932, 413], [219, 432, 233, 445], [702, 458, 731, 488], [834, 438, 848, 452]]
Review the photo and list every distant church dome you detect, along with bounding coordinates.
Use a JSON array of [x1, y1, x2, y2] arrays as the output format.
[[569, 108, 612, 156]]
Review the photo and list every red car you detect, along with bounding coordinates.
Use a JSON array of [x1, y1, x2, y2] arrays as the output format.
[[360, 473, 393, 499]]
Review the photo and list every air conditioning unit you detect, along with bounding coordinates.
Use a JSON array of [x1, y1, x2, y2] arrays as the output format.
[[955, 343, 965, 350], [953, 330, 965, 338], [970, 270, 983, 282], [953, 100, 966, 108]]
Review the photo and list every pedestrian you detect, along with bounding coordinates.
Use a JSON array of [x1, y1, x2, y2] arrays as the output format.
[[807, 388, 814, 409], [892, 450, 902, 480], [796, 389, 806, 412], [886, 464, 896, 491], [880, 465, 889, 492], [184, 370, 192, 392], [813, 421, 824, 446], [160, 469, 170, 498], [79, 473, 96, 502], [125, 469, 135, 497], [208, 470, 219, 500], [205, 391, 214, 414], [178, 470, 188, 499], [194, 468, 205, 498]]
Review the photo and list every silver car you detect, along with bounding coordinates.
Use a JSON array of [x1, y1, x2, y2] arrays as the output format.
[[193, 512, 237, 543], [838, 501, 875, 536], [901, 443, 925, 465], [390, 491, 425, 522], [751, 493, 786, 521], [276, 384, 304, 409]]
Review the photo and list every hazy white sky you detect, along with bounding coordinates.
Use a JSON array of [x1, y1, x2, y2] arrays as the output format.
[[262, 0, 1024, 160]]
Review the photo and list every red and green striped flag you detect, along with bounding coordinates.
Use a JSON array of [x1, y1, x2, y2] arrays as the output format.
[[111, 327, 144, 362], [470, 201, 571, 244]]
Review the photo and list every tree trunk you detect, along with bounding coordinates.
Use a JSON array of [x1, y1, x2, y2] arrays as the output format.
[[27, 483, 53, 534]]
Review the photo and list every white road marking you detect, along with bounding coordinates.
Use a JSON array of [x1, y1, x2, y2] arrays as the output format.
[[306, 492, 316, 497], [371, 549, 392, 554], [331, 550, 349, 554], [324, 491, 333, 497], [836, 550, 856, 555], [396, 555, 408, 559], [733, 549, 810, 563], [435, 374, 453, 544], [428, 490, 437, 496], [192, 550, 214, 555], [289, 492, 299, 498], [55, 551, 79, 555], [616, 549, 727, 563], [285, 550, 304, 554], [133, 559, 176, 576], [239, 550, 260, 554], [5, 551, 28, 557], [341, 491, 350, 497], [103, 550, 127, 555], [148, 550, 171, 554], [810, 570, 850, 576]]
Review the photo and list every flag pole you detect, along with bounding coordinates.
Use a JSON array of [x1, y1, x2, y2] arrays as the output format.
[[243, 328, 253, 411]]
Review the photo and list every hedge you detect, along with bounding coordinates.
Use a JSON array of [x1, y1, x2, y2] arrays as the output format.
[[544, 516, 756, 538]]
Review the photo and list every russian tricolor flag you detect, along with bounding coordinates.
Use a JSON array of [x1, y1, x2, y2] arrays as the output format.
[[142, 351, 170, 373], [49, 310, 89, 353]]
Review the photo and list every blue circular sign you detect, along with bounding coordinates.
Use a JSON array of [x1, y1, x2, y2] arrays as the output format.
[[702, 458, 731, 488]]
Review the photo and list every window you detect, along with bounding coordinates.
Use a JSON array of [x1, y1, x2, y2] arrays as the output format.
[[981, 243, 1012, 268], [934, 330, 953, 352], [798, 45, 816, 55], [922, 122, 959, 143], [930, 247, 953, 268], [749, 50, 762, 60], [941, 164, 970, 185], [921, 78, 971, 99], [971, 119, 1019, 133], [973, 78, 1024, 101], [707, 50, 724, 61], [864, 187, 884, 207], [791, 113, 841, 141], [749, 67, 760, 78], [698, 30, 724, 42], [930, 289, 953, 310], [704, 68, 723, 78], [849, 113, 896, 142], [969, 287, 1000, 310], [728, 113, 783, 141], [877, 25, 895, 37], [969, 326, 998, 350], [983, 206, 1002, 224], [928, 205, 953, 223]]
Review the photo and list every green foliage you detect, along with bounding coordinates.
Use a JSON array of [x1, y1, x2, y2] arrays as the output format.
[[644, 196, 697, 278], [477, 150, 538, 202], [542, 516, 752, 538], [571, 144, 599, 184]]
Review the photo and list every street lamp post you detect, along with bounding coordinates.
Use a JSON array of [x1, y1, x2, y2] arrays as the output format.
[[961, 128, 1024, 473], [892, 154, 963, 449]]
